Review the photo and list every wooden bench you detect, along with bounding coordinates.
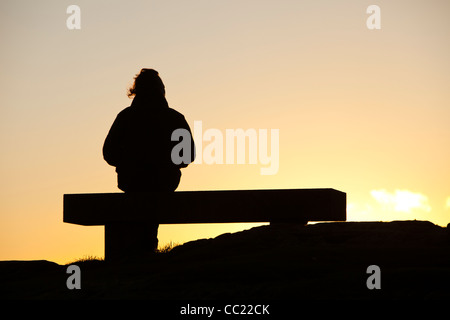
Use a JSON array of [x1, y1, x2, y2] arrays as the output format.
[[63, 188, 346, 262]]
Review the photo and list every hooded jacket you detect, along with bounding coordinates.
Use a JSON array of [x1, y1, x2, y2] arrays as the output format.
[[103, 94, 195, 192]]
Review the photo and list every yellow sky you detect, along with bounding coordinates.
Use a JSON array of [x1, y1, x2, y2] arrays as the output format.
[[1, 0, 449, 264]]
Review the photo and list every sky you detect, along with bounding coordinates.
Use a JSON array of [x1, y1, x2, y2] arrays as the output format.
[[1, 0, 449, 264]]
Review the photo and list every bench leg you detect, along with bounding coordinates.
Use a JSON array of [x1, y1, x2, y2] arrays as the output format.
[[105, 222, 159, 262]]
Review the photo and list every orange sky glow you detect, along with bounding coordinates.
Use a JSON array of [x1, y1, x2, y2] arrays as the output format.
[[1, 0, 449, 264]]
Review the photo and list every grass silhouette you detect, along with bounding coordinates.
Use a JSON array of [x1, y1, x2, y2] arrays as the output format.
[[66, 255, 104, 265], [65, 242, 181, 265], [156, 241, 180, 254]]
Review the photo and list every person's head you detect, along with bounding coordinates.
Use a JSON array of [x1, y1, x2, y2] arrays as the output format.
[[127, 68, 165, 98]]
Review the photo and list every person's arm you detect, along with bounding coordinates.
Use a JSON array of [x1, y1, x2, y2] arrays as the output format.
[[172, 114, 196, 168], [180, 116, 196, 168], [102, 113, 126, 167]]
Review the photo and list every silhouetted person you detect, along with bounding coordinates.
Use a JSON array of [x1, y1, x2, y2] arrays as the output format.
[[103, 68, 195, 256]]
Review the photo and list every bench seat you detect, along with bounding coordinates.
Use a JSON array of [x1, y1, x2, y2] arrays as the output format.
[[63, 188, 346, 261]]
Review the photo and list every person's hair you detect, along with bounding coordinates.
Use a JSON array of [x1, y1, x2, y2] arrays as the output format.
[[127, 68, 165, 98]]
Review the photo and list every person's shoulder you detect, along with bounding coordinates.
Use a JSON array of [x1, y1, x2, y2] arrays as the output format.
[[166, 107, 187, 120], [114, 106, 134, 119], [117, 106, 133, 115]]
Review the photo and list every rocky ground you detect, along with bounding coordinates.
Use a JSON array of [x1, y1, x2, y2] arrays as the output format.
[[1, 220, 449, 302]]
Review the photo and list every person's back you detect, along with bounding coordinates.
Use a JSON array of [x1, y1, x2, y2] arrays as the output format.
[[102, 68, 195, 256], [103, 68, 195, 192]]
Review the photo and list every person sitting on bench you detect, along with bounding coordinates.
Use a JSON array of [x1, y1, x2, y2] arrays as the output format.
[[102, 68, 195, 255]]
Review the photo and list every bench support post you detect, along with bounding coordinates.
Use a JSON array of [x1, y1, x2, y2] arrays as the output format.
[[105, 222, 159, 262]]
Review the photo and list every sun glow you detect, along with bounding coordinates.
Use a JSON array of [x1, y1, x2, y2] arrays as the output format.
[[371, 189, 432, 214]]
